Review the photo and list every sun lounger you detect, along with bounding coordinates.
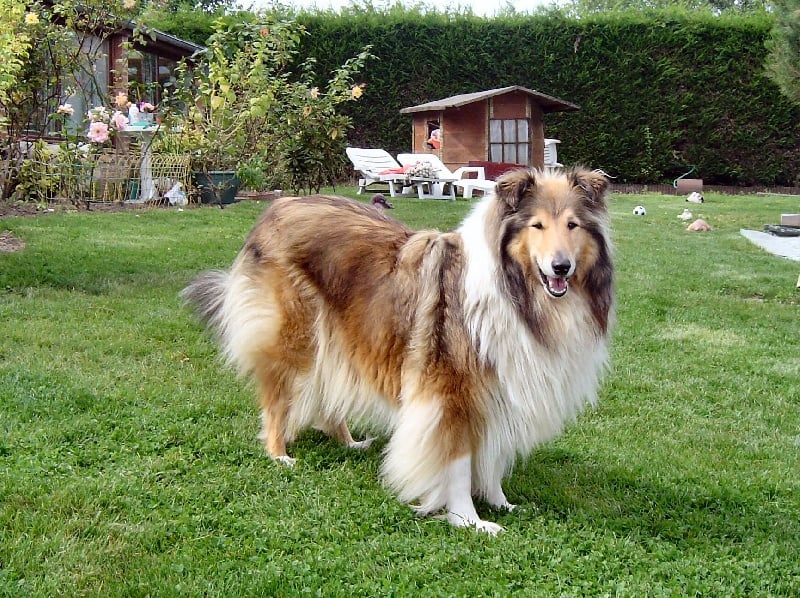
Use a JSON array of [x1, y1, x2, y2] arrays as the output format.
[[345, 147, 413, 197]]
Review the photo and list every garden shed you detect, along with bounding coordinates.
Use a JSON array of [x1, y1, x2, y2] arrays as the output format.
[[399, 86, 579, 172]]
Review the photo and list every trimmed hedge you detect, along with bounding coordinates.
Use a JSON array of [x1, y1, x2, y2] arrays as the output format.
[[297, 10, 800, 186]]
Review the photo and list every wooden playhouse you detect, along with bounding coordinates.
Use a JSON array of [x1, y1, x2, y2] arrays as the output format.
[[399, 86, 579, 173]]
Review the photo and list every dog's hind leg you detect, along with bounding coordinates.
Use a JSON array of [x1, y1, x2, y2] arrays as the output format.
[[257, 374, 296, 466]]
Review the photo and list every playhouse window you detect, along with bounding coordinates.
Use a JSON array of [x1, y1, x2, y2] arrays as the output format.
[[489, 118, 530, 164]]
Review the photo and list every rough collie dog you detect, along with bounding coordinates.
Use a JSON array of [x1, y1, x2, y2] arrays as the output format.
[[182, 167, 614, 533]]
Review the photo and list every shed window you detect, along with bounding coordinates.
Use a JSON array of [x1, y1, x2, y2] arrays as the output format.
[[489, 118, 530, 164]]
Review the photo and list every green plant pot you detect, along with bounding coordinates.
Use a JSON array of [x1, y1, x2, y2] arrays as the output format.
[[128, 179, 140, 201], [193, 170, 240, 205]]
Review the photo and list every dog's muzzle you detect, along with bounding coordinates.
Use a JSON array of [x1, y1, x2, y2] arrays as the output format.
[[539, 256, 573, 298]]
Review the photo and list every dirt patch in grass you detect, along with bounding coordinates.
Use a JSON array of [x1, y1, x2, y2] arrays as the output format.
[[0, 230, 26, 253]]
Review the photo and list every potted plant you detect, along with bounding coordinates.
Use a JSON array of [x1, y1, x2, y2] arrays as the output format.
[[166, 75, 241, 204], [189, 133, 241, 206]]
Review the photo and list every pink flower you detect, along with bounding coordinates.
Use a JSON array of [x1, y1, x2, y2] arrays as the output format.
[[139, 102, 155, 112], [110, 111, 129, 130], [57, 104, 74, 116], [87, 121, 110, 144]]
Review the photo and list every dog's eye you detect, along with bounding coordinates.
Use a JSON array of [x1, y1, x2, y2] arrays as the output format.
[[531, 222, 544, 230], [567, 221, 579, 230]]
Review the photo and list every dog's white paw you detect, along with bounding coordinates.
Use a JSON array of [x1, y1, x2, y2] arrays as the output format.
[[474, 520, 505, 535], [348, 437, 376, 450], [273, 455, 297, 467], [445, 511, 504, 535]]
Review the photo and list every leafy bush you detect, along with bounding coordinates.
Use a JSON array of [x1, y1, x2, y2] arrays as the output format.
[[765, 0, 800, 107], [161, 15, 373, 193]]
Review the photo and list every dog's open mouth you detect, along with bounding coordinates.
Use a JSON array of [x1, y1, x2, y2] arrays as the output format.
[[539, 270, 569, 298]]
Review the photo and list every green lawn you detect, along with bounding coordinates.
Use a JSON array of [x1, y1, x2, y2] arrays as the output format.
[[1, 189, 798, 596]]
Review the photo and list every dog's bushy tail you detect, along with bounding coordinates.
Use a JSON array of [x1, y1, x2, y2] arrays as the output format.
[[181, 267, 280, 376], [180, 270, 230, 332]]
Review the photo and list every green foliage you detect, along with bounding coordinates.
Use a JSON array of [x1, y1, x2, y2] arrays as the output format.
[[162, 15, 373, 193], [564, 0, 769, 14], [137, 4, 221, 45], [1, 190, 798, 594], [765, 0, 800, 106], [13, 140, 93, 205], [293, 9, 799, 186], [0, 0, 29, 111], [0, 0, 30, 199]]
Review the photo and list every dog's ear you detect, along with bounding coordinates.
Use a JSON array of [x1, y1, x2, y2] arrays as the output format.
[[495, 168, 536, 211], [570, 168, 610, 206]]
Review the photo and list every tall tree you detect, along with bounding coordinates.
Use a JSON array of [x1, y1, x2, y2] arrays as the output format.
[[766, 0, 800, 105]]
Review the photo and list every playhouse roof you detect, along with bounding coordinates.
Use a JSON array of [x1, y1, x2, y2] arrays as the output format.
[[399, 86, 580, 114], [124, 23, 205, 59]]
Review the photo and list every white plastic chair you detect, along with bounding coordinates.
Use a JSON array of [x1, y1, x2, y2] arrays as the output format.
[[544, 138, 563, 173]]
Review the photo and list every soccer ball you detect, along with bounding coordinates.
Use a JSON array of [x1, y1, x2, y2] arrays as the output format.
[[633, 205, 647, 216], [686, 191, 704, 204]]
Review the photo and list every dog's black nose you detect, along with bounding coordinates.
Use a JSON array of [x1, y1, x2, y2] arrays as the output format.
[[551, 257, 572, 277]]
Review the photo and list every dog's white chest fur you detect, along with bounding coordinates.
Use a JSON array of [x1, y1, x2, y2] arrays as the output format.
[[459, 199, 608, 489]]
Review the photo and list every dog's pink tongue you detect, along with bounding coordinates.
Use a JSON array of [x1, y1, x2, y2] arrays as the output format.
[[548, 276, 567, 295]]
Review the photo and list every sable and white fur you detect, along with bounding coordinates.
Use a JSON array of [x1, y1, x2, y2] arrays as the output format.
[[182, 167, 614, 533]]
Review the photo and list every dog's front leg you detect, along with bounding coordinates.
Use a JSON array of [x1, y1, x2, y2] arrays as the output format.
[[483, 473, 516, 512], [445, 454, 503, 535]]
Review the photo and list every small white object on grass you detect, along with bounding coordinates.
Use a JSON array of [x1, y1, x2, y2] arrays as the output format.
[[686, 191, 704, 203]]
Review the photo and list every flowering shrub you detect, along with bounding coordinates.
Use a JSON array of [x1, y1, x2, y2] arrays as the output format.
[[161, 15, 373, 194], [0, 0, 140, 200], [16, 93, 144, 204]]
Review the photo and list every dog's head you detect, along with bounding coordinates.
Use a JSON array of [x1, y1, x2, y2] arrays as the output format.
[[494, 167, 612, 302], [370, 193, 394, 209]]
